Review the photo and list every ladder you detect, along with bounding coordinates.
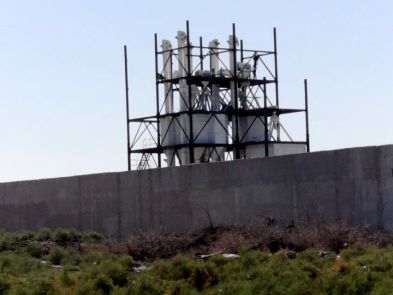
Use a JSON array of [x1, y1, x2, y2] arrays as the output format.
[[137, 153, 150, 170]]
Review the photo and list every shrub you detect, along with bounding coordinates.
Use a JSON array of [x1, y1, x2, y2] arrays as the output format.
[[83, 231, 104, 243], [99, 260, 128, 287], [26, 243, 43, 258], [60, 270, 75, 287], [35, 228, 52, 241], [0, 252, 43, 275], [7, 275, 53, 295], [128, 275, 162, 295], [27, 275, 53, 295], [0, 234, 11, 252], [83, 250, 105, 264], [117, 255, 133, 270], [49, 247, 66, 265], [17, 232, 35, 242], [76, 274, 113, 295], [0, 274, 10, 295], [95, 274, 114, 294], [62, 251, 83, 266], [53, 228, 80, 244]]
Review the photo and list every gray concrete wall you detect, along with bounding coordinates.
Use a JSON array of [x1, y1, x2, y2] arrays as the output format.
[[0, 145, 392, 238]]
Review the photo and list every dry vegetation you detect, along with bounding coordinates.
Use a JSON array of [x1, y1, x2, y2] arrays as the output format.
[[125, 219, 393, 260]]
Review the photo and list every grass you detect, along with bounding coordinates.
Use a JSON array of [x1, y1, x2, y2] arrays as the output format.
[[1, 225, 393, 294]]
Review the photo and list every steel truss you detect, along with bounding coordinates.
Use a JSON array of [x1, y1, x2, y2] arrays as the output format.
[[125, 21, 310, 170]]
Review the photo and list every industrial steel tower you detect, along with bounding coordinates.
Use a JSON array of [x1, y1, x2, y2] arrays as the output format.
[[125, 21, 310, 170]]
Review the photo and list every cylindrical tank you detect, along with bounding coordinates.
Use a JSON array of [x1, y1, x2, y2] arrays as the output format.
[[227, 35, 238, 109], [176, 31, 192, 165], [163, 32, 231, 165], [160, 40, 176, 166], [177, 112, 228, 164], [209, 39, 221, 112], [239, 116, 265, 145], [177, 31, 192, 112]]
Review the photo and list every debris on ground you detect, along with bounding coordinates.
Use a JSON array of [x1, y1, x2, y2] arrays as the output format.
[[222, 253, 240, 259], [132, 265, 151, 272], [318, 250, 329, 257]]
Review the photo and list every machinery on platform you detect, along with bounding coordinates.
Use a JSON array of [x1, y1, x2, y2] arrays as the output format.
[[124, 21, 310, 170]]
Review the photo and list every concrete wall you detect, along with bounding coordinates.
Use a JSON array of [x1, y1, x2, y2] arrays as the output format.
[[0, 145, 392, 238]]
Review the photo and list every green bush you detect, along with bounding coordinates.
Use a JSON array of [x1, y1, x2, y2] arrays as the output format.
[[27, 275, 53, 295], [53, 228, 80, 244], [0, 252, 44, 275], [83, 231, 104, 243], [100, 260, 129, 287], [0, 274, 10, 295], [17, 232, 35, 242], [0, 233, 11, 252], [35, 228, 52, 241], [83, 249, 105, 264], [26, 243, 43, 258], [118, 255, 133, 269], [94, 274, 114, 294], [127, 275, 162, 295], [60, 270, 75, 287], [77, 274, 114, 295], [48, 247, 66, 265], [8, 275, 53, 295]]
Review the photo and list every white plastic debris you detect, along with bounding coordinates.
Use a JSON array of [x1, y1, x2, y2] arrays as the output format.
[[197, 252, 240, 260], [132, 265, 152, 273], [318, 250, 329, 257], [222, 254, 240, 259], [196, 252, 221, 260]]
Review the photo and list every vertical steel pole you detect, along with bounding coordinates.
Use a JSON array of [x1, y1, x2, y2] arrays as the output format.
[[199, 37, 203, 71], [186, 20, 195, 164], [124, 45, 131, 171], [154, 34, 162, 167], [304, 79, 310, 153], [273, 28, 279, 108], [240, 40, 244, 62], [232, 23, 240, 159], [263, 77, 269, 157]]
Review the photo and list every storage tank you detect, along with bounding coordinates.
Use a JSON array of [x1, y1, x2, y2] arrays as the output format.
[[176, 34, 229, 164], [209, 39, 226, 161], [177, 113, 228, 164], [160, 39, 176, 166], [242, 113, 306, 158], [176, 30, 191, 164], [209, 39, 221, 112]]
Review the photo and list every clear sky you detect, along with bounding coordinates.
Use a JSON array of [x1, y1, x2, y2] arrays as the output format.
[[1, 0, 392, 182]]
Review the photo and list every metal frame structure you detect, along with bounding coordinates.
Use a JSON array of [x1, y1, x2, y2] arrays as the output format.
[[125, 21, 310, 170]]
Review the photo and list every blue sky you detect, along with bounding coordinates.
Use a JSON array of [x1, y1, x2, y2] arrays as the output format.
[[1, 0, 392, 182]]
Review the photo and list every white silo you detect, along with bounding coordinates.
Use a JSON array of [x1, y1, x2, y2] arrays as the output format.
[[176, 31, 192, 164], [160, 40, 176, 166], [176, 32, 229, 164], [209, 39, 227, 161], [209, 39, 221, 112]]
